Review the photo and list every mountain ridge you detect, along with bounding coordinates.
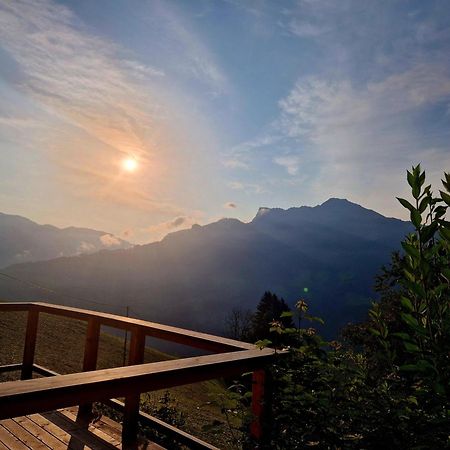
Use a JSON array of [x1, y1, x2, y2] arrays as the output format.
[[0, 199, 412, 338], [0, 211, 132, 268]]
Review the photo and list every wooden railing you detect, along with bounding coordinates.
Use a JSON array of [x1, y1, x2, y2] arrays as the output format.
[[0, 302, 274, 449]]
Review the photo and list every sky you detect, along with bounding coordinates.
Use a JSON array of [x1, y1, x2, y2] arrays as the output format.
[[0, 0, 449, 243]]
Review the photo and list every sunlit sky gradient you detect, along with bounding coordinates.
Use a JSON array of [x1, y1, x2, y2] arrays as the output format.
[[1, 0, 450, 243]]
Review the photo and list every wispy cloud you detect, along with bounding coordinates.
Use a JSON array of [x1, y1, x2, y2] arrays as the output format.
[[229, 0, 450, 215], [273, 155, 301, 175], [275, 63, 450, 212], [224, 201, 237, 209], [228, 181, 266, 194], [0, 0, 160, 155], [0, 0, 211, 217], [151, 1, 229, 97], [99, 234, 122, 247], [144, 215, 200, 241]]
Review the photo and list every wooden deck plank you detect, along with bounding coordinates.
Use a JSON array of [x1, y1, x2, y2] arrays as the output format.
[[28, 413, 92, 450], [3, 408, 163, 450], [0, 425, 30, 450], [1, 419, 49, 449], [58, 409, 121, 448], [92, 416, 122, 444], [14, 416, 67, 450], [43, 411, 119, 450]]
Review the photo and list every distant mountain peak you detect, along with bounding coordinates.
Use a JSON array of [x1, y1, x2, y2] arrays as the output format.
[[319, 198, 364, 211], [254, 207, 272, 219], [320, 197, 353, 206], [0, 211, 132, 268]]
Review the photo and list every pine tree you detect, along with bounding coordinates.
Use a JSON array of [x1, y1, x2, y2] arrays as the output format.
[[250, 291, 293, 341]]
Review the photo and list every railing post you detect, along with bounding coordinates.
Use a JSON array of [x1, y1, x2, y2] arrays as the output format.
[[78, 318, 100, 420], [122, 326, 145, 445], [21, 307, 39, 380], [250, 369, 271, 447]]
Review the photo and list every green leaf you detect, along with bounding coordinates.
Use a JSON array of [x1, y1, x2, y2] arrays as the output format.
[[400, 364, 419, 372], [442, 174, 450, 191], [404, 341, 420, 352], [434, 205, 447, 219], [280, 311, 293, 318], [255, 339, 272, 349], [392, 332, 412, 340], [440, 190, 450, 206], [402, 279, 426, 298], [397, 197, 415, 212], [410, 209, 422, 227], [403, 269, 416, 282], [401, 242, 420, 259], [412, 185, 421, 200], [421, 222, 438, 242], [400, 297, 414, 312], [304, 315, 324, 325], [419, 171, 425, 186], [407, 170, 415, 188], [368, 327, 381, 337], [416, 359, 435, 372], [418, 196, 429, 213], [400, 360, 433, 374], [401, 312, 420, 329]]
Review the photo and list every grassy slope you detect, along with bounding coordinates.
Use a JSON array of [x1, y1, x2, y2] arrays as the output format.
[[0, 311, 241, 448]]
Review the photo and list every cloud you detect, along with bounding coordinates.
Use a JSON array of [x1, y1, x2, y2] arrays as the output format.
[[275, 65, 450, 213], [227, 181, 266, 194], [99, 234, 122, 247], [222, 158, 249, 169], [0, 0, 223, 221], [224, 202, 237, 209], [0, 0, 155, 155], [122, 229, 133, 239], [228, 1, 450, 216], [273, 155, 301, 175], [144, 215, 200, 240], [287, 20, 328, 38], [77, 241, 96, 254], [14, 249, 32, 261], [152, 1, 229, 96], [224, 134, 280, 170]]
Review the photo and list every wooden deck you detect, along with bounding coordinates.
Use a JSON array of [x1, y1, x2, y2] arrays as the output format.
[[0, 407, 164, 450], [0, 302, 275, 448]]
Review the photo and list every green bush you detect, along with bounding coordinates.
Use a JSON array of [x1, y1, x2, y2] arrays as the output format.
[[233, 166, 450, 449]]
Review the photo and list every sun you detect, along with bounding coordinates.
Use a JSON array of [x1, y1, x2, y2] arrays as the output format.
[[122, 157, 138, 172]]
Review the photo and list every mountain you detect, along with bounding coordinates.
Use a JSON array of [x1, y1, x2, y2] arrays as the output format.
[[0, 212, 132, 268], [0, 199, 412, 337]]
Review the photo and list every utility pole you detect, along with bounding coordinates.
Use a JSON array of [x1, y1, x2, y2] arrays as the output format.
[[122, 305, 129, 366]]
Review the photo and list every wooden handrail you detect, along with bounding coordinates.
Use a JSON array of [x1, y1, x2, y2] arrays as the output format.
[[0, 301, 274, 446], [0, 348, 274, 420], [0, 302, 254, 352]]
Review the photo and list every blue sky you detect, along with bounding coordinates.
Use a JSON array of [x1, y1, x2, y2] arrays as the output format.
[[1, 0, 449, 243]]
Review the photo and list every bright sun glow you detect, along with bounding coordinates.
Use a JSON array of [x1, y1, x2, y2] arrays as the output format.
[[122, 157, 138, 172]]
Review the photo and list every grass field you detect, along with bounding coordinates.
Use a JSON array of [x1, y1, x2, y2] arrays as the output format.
[[0, 310, 244, 449]]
